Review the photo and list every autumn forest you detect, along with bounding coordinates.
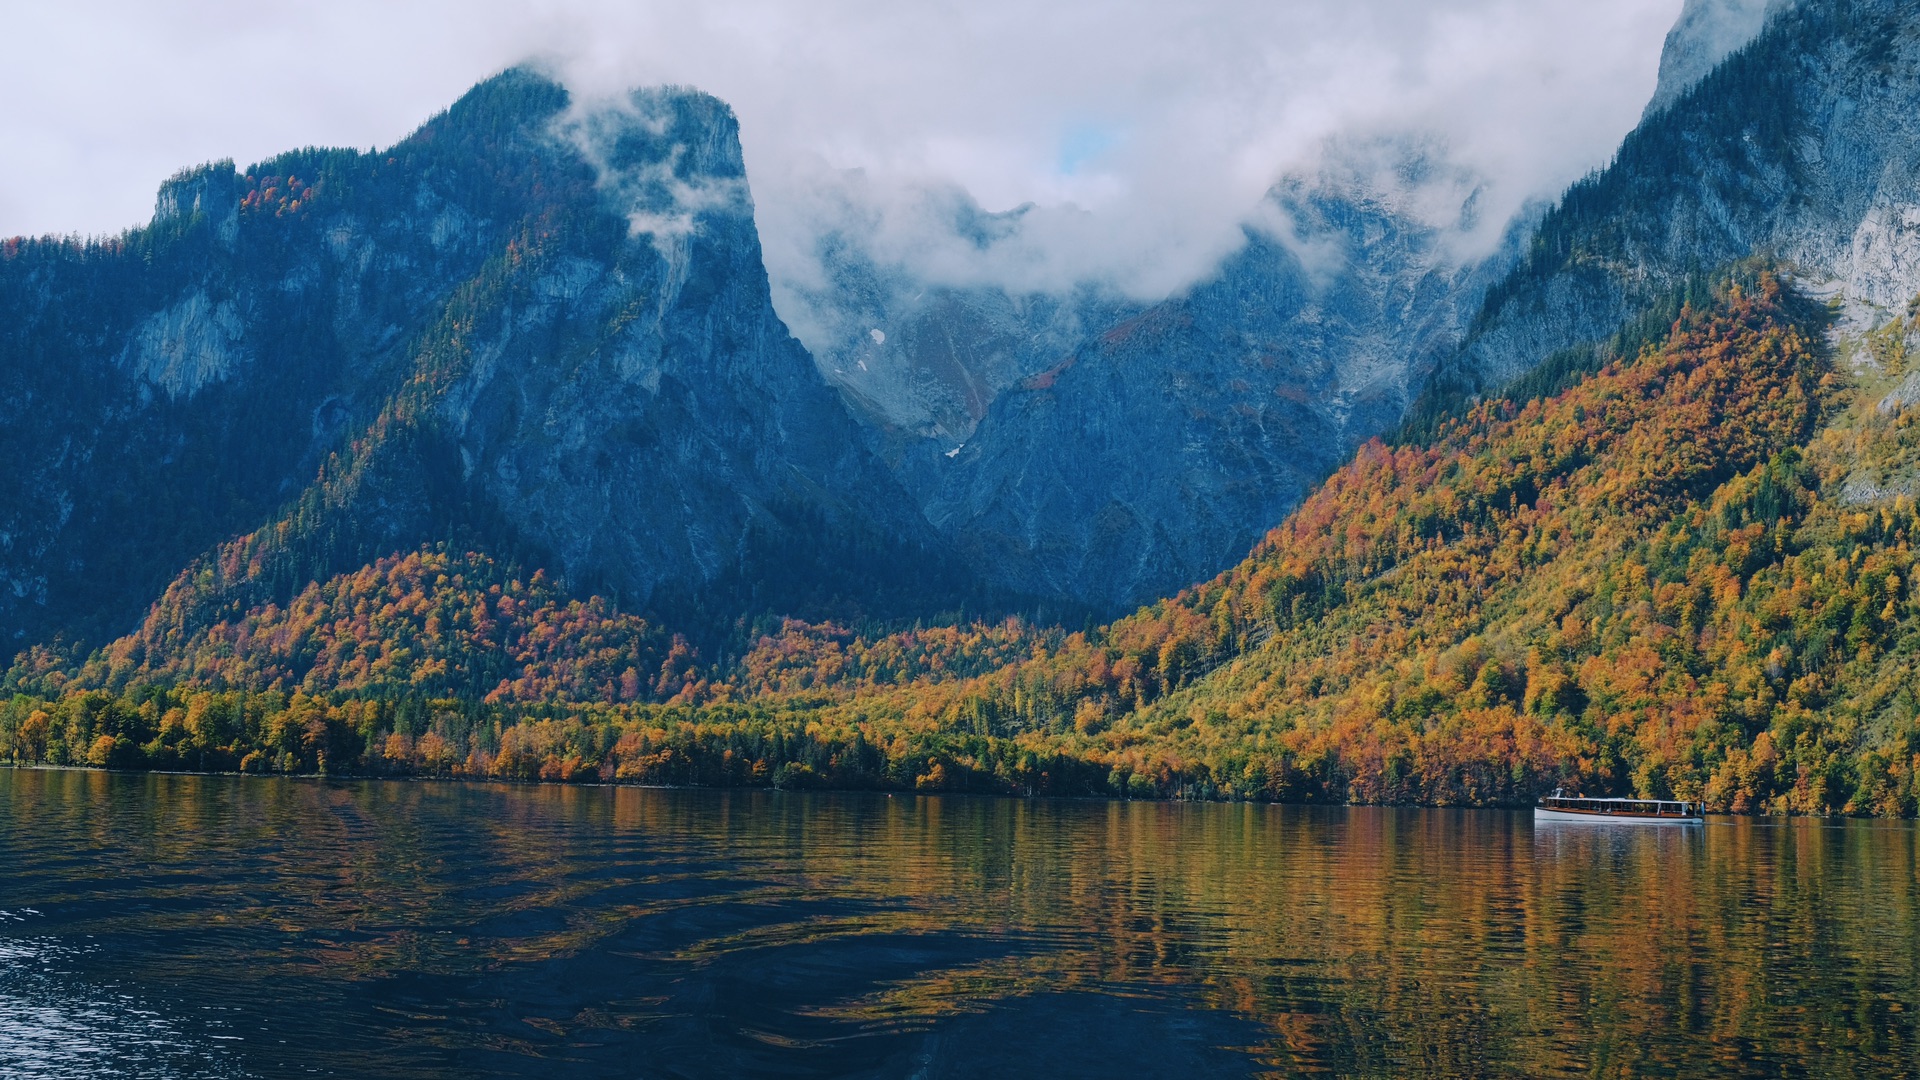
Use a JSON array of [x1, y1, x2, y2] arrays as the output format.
[[5, 270, 1919, 816]]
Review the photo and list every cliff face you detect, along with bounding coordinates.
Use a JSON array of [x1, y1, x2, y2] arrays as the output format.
[[931, 162, 1519, 611], [0, 71, 960, 649], [408, 88, 952, 622], [779, 0, 1920, 617], [805, 266, 1132, 457], [794, 145, 1519, 613], [784, 190, 1136, 453], [11, 0, 1915, 652], [0, 70, 547, 646], [1439, 0, 1920, 405], [889, 0, 1920, 618], [1643, 0, 1784, 118]]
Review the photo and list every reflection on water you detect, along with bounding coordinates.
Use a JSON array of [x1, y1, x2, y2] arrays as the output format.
[[1, 769, 1917, 1078]]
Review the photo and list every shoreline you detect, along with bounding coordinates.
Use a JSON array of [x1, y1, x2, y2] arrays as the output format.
[[3, 761, 1894, 821]]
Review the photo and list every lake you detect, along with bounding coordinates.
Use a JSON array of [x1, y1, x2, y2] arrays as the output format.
[[1, 768, 1916, 1078]]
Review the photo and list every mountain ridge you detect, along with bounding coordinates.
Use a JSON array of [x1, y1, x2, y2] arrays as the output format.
[[27, 271, 1920, 817], [0, 69, 993, 656], [8, 0, 1920, 817], [1408, 0, 1920, 436]]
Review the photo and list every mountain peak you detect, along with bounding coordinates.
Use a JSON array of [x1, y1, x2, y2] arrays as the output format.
[[1644, 0, 1788, 118], [152, 160, 241, 227], [564, 85, 754, 252]]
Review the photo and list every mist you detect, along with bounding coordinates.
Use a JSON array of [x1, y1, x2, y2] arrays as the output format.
[[4, 0, 1688, 316]]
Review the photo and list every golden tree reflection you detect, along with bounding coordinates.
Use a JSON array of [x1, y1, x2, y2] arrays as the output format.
[[4, 770, 1917, 1077]]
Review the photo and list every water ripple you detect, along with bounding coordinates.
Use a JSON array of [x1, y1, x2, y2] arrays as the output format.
[[2, 770, 1917, 1078], [0, 934, 248, 1079]]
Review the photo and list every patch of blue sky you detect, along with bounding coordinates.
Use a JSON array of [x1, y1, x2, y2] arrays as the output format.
[[1057, 125, 1120, 176]]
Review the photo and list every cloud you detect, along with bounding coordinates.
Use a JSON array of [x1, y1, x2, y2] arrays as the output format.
[[1, 0, 1688, 305], [553, 89, 752, 256]]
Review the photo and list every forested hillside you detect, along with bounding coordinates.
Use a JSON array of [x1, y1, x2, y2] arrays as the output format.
[[9, 0, 1920, 816], [11, 273, 1919, 815], [0, 69, 984, 656]]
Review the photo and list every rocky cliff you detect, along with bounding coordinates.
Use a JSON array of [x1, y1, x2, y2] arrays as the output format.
[[10, 0, 1915, 652], [840, 0, 1920, 618], [1643, 0, 1784, 118], [783, 187, 1136, 453], [0, 89, 535, 646], [1427, 0, 1920, 414], [793, 143, 1519, 613], [0, 70, 968, 650]]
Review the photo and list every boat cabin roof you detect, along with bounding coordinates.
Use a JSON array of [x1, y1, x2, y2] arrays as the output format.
[[1540, 794, 1697, 811]]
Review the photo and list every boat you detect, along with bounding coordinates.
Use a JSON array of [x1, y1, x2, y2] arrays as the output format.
[[1535, 789, 1703, 824]]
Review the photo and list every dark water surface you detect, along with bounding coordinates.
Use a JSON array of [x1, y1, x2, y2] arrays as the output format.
[[2, 769, 1918, 1078]]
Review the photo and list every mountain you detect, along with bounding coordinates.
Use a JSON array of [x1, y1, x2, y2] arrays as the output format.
[[0, 70, 975, 652], [1412, 0, 1920, 426], [772, 0, 1920, 618], [779, 183, 1137, 452], [795, 273, 1862, 808], [790, 140, 1518, 614], [25, 272, 1920, 818], [1643, 0, 1783, 118], [8, 0, 1920, 817], [853, 271, 1915, 816], [919, 145, 1523, 613]]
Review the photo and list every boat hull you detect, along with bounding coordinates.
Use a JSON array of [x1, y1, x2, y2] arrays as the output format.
[[1534, 807, 1702, 824]]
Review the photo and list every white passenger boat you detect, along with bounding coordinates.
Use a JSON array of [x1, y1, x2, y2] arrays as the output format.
[[1535, 790, 1703, 824]]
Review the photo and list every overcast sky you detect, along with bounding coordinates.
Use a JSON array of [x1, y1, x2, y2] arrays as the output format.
[[2, 0, 1690, 301]]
